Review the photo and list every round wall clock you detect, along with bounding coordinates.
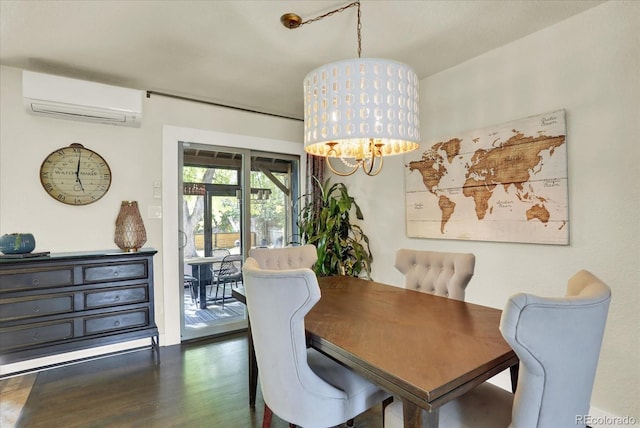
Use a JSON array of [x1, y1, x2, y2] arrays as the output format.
[[40, 143, 112, 205]]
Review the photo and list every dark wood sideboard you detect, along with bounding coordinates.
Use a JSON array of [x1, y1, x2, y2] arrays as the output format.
[[0, 249, 159, 365]]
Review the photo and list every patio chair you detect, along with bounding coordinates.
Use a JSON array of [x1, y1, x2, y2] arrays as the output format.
[[210, 253, 243, 307]]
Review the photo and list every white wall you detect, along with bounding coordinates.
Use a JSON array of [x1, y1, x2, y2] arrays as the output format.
[[336, 1, 639, 421], [0, 64, 304, 374]]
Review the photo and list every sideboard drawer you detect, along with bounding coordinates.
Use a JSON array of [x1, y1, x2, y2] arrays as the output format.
[[0, 293, 74, 321], [1, 320, 74, 351], [0, 267, 73, 292], [83, 262, 147, 283], [84, 309, 149, 335], [85, 286, 148, 309]]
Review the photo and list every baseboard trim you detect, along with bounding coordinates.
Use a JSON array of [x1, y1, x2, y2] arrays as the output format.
[[0, 342, 155, 380]]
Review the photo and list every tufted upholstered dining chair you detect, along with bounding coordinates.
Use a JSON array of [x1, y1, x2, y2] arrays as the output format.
[[249, 244, 317, 270], [384, 269, 612, 428], [394, 249, 476, 300], [242, 251, 391, 428], [249, 244, 319, 427]]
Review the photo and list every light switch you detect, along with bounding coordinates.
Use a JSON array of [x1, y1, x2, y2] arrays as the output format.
[[153, 180, 162, 199], [148, 205, 162, 219]]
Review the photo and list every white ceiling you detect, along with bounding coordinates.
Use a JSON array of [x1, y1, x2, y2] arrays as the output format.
[[1, 0, 604, 120]]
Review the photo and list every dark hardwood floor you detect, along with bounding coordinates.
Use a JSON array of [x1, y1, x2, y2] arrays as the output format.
[[16, 332, 384, 427]]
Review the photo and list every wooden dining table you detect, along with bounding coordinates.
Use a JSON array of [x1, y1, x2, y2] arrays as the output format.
[[233, 275, 518, 428]]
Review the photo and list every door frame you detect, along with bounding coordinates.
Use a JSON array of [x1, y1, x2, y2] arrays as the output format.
[[162, 125, 306, 346]]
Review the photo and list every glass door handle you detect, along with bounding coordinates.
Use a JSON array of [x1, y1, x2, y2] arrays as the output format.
[[179, 230, 187, 249]]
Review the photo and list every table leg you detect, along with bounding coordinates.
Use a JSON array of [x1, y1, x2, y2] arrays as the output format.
[[247, 316, 258, 408], [194, 265, 207, 309], [510, 362, 520, 393], [403, 401, 439, 428]]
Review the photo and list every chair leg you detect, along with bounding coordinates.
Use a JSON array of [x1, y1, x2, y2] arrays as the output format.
[[191, 282, 197, 304], [262, 407, 294, 427], [222, 282, 226, 308], [262, 403, 273, 428], [382, 396, 394, 428]]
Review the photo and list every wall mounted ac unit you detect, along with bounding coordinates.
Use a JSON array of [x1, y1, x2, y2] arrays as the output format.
[[23, 71, 143, 127]]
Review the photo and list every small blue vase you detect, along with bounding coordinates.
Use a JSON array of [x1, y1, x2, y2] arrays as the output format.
[[0, 233, 36, 254]]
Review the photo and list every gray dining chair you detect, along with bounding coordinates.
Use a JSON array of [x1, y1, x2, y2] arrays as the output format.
[[394, 249, 475, 300], [384, 269, 612, 428], [243, 246, 391, 428], [249, 244, 317, 270]]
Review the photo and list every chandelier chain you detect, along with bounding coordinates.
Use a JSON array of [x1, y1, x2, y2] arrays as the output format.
[[299, 1, 362, 58]]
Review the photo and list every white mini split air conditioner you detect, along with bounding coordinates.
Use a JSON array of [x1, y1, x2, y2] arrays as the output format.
[[22, 71, 143, 127]]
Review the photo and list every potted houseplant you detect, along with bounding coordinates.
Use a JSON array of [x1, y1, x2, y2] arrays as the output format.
[[298, 177, 373, 279]]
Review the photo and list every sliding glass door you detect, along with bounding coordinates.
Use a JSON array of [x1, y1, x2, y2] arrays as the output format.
[[179, 143, 299, 340]]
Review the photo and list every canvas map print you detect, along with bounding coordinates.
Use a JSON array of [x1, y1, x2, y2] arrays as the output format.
[[404, 109, 568, 245]]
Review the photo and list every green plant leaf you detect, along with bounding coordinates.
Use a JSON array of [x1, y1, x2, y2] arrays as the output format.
[[296, 177, 373, 279]]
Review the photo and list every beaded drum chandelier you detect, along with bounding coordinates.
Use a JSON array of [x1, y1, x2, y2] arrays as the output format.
[[282, 1, 420, 176]]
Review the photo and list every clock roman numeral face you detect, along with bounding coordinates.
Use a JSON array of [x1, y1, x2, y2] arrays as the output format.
[[40, 144, 112, 206]]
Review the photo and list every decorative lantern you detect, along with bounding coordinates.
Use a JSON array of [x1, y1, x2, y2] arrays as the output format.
[[114, 201, 147, 252]]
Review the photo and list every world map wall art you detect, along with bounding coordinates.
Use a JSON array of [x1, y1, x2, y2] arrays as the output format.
[[404, 109, 568, 245]]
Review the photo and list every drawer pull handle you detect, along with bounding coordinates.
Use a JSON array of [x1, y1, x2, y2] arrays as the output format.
[[114, 296, 120, 301], [114, 321, 120, 327], [34, 306, 40, 313], [113, 271, 119, 277], [32, 279, 40, 285]]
